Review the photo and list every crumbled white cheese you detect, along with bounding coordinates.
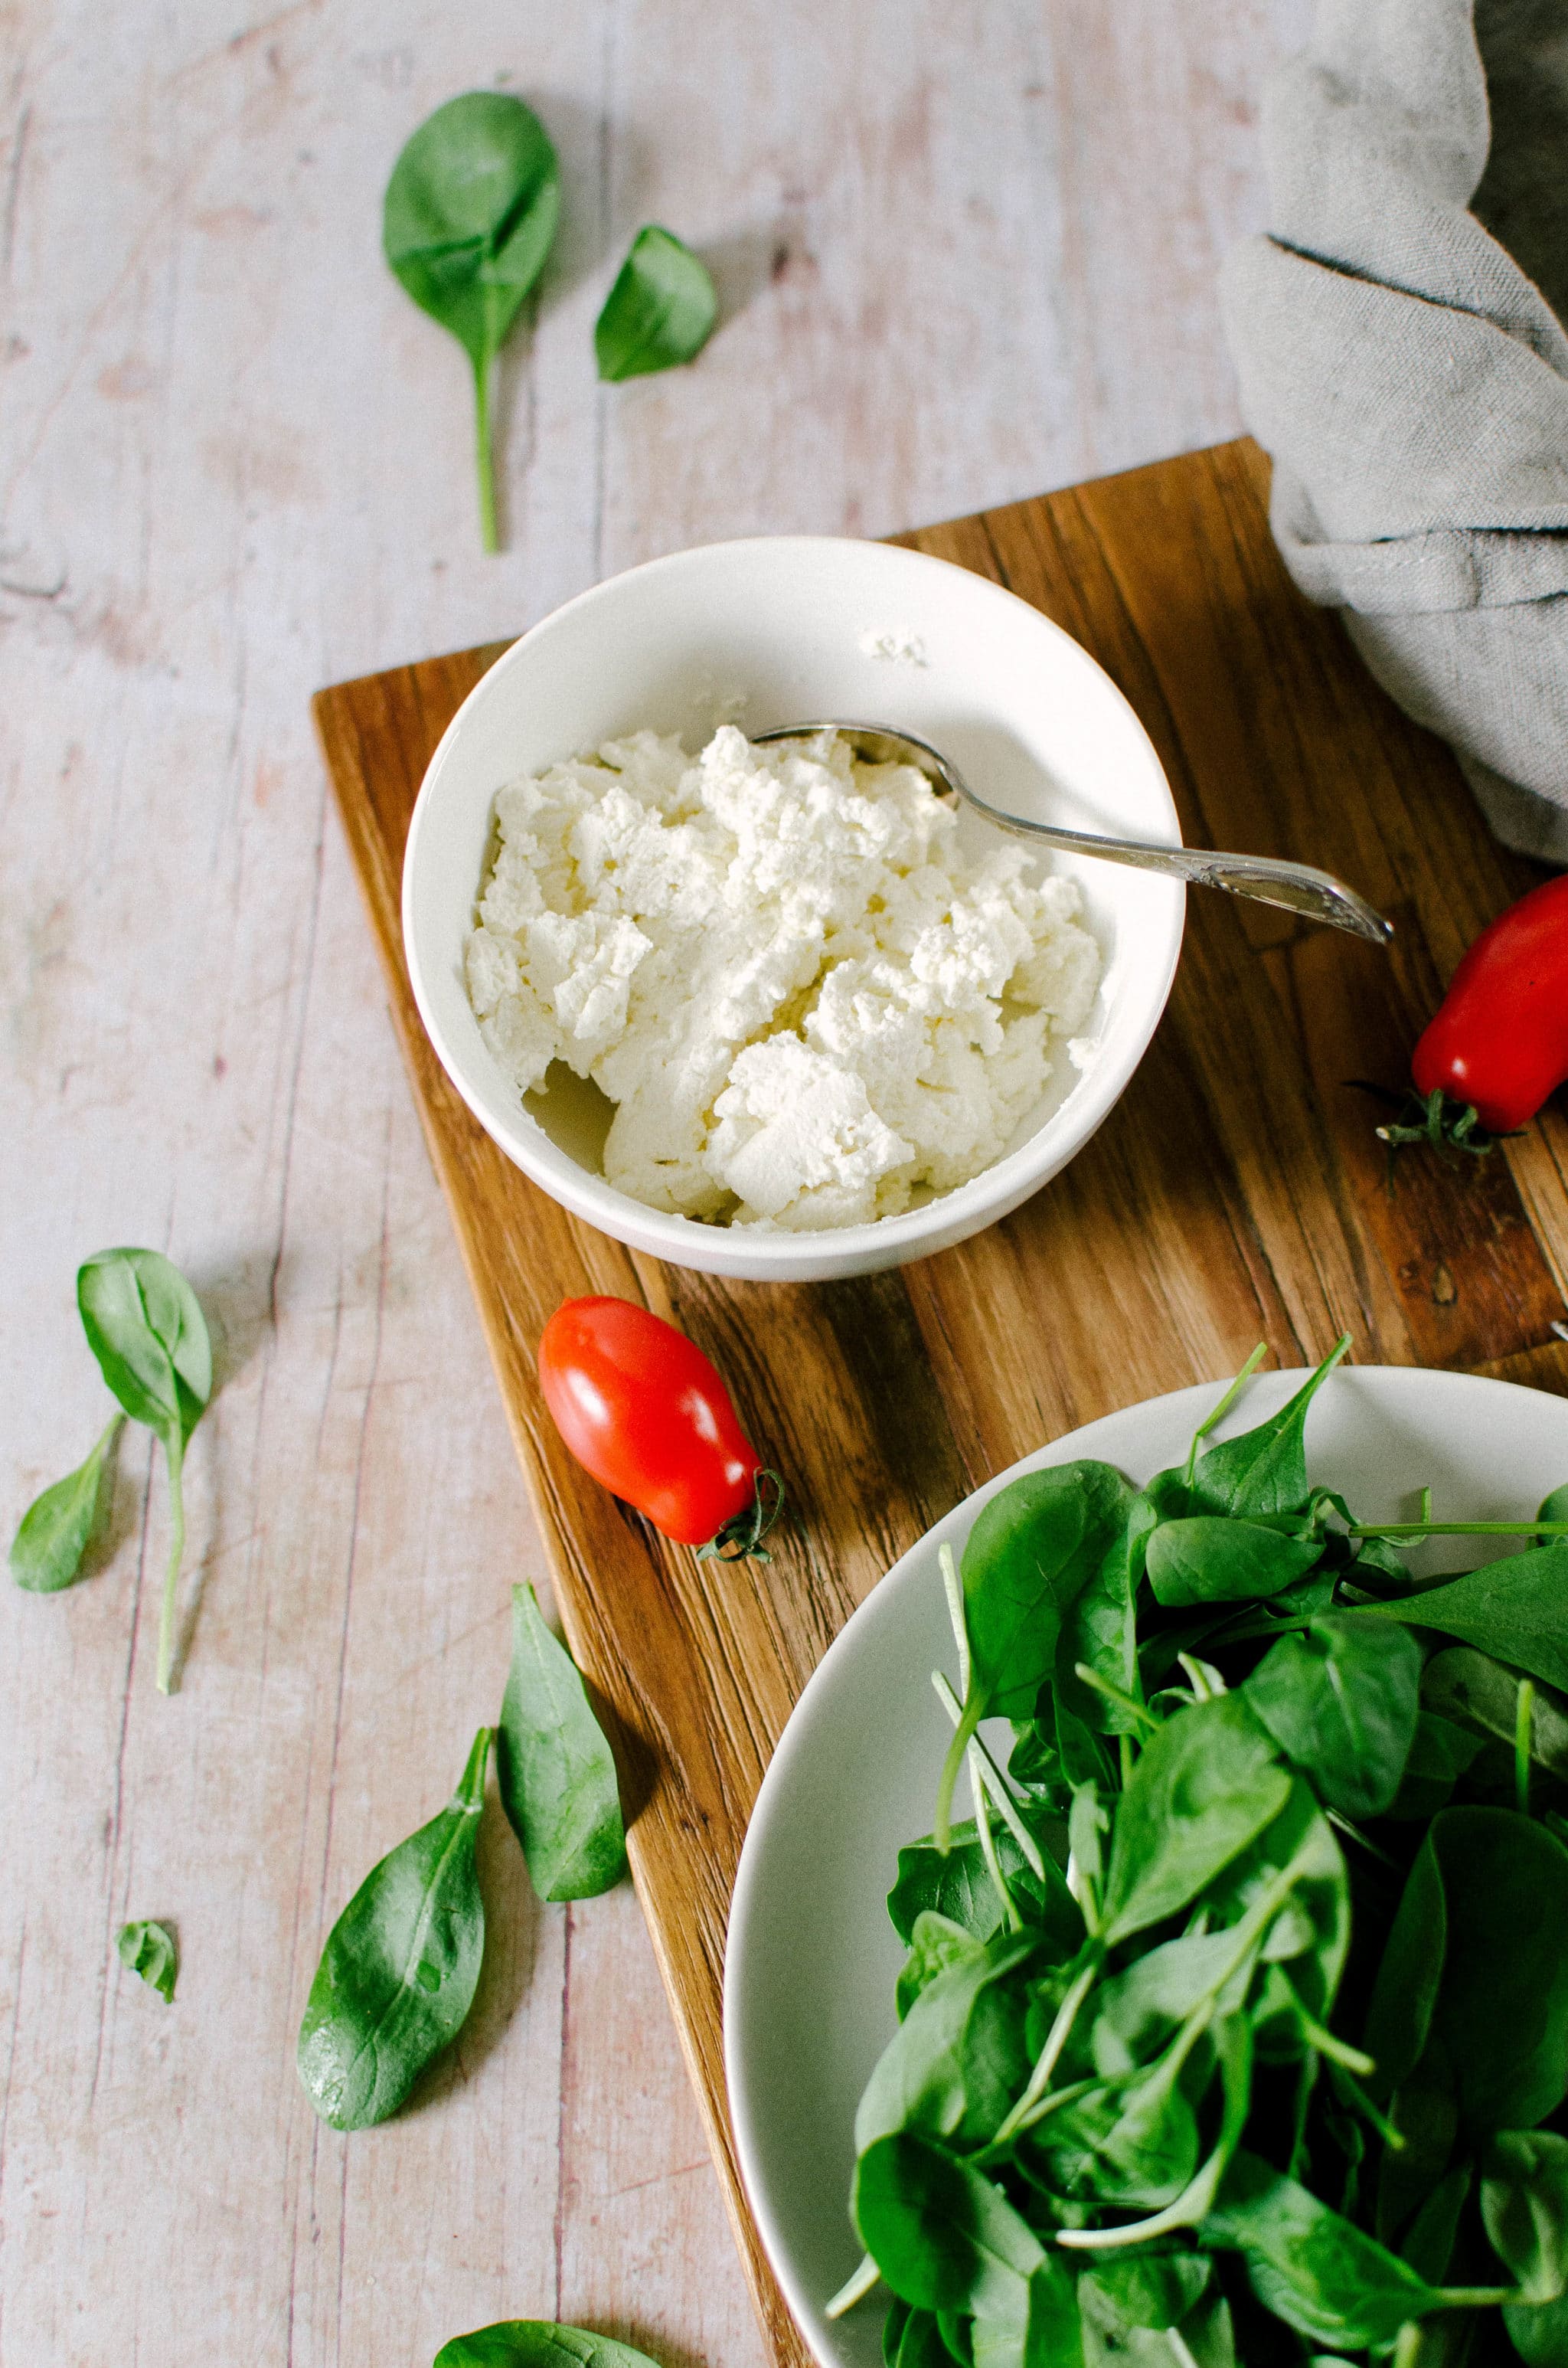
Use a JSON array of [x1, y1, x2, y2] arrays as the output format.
[[465, 727, 1101, 1231]]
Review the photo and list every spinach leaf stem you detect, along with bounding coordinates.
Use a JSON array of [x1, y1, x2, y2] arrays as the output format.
[[472, 350, 497, 555], [155, 1427, 185, 1696], [1184, 1343, 1269, 1484], [990, 1952, 1102, 2146], [822, 2252, 881, 2320], [931, 1671, 1047, 1881], [1517, 1678, 1536, 1815], [1072, 1663, 1161, 1734]]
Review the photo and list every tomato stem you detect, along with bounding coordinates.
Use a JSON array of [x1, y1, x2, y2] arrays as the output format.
[[696, 1468, 786, 1563]]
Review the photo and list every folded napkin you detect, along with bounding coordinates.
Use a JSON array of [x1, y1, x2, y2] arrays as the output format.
[[1222, 0, 1568, 861]]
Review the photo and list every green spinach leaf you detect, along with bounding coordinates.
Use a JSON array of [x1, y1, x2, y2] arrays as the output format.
[[1508, 2291, 1568, 2368], [936, 1464, 1135, 1849], [1080, 2252, 1210, 2336], [498, 1585, 626, 1902], [888, 1816, 1079, 1954], [433, 2327, 658, 2366], [1024, 2041, 1205, 2209], [897, 1911, 988, 2022], [1366, 1807, 1568, 2135], [1421, 1646, 1568, 1779], [116, 1918, 177, 2002], [1184, 1337, 1349, 1519], [857, 1932, 1035, 2153], [969, 2261, 1082, 2367], [1056, 1493, 1158, 1737], [77, 1248, 211, 1693], [1241, 1615, 1422, 1818], [854, 2132, 1044, 2317], [1356, 1543, 1568, 1693], [595, 225, 717, 382], [1481, 2130, 1568, 2303], [1384, 1707, 1486, 1822], [1202, 1780, 1350, 2037], [1145, 1517, 1324, 1609], [11, 1414, 121, 1592], [1203, 2150, 1442, 2348], [298, 1727, 491, 2131], [1101, 1694, 1290, 1944], [384, 94, 560, 553]]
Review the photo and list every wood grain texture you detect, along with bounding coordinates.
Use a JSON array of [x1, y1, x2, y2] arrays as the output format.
[[315, 436, 1568, 2367], [0, 0, 1420, 2360]]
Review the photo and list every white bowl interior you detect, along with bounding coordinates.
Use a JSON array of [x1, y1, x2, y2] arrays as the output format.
[[403, 536, 1183, 1278], [722, 1365, 1568, 2366]]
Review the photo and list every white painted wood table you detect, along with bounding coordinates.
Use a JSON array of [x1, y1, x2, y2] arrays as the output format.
[[0, 3, 1307, 2359]]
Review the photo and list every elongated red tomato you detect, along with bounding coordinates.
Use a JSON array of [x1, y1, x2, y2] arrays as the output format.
[[537, 1297, 780, 1556], [1410, 875, 1568, 1136]]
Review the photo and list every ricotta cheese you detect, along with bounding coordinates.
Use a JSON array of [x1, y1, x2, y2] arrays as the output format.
[[465, 727, 1101, 1231]]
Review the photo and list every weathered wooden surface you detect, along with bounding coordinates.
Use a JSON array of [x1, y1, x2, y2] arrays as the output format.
[[315, 437, 1568, 2368], [0, 0, 1384, 2361]]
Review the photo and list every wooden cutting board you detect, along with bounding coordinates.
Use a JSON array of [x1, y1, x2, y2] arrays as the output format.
[[313, 437, 1568, 2368]]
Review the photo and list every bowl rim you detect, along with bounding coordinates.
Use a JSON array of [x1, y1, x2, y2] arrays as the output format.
[[719, 1361, 1565, 2363], [401, 531, 1187, 1272]]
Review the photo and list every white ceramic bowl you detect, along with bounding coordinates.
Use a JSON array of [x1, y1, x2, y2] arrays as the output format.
[[723, 1365, 1568, 2366], [402, 536, 1184, 1283]]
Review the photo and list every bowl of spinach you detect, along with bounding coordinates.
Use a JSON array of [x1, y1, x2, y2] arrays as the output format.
[[724, 1349, 1568, 2368]]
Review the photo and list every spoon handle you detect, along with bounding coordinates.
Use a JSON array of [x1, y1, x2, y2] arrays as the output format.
[[972, 808, 1393, 945]]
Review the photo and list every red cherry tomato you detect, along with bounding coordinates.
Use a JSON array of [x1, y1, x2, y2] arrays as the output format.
[[537, 1297, 782, 1557], [1400, 875, 1568, 1147]]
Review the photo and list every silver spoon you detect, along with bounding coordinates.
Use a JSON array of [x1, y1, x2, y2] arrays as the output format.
[[753, 721, 1393, 945]]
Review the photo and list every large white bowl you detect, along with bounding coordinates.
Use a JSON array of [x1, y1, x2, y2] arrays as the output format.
[[402, 536, 1184, 1282], [722, 1364, 1568, 2366]]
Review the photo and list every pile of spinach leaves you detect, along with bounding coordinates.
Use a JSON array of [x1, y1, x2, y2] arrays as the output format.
[[840, 1340, 1568, 2368]]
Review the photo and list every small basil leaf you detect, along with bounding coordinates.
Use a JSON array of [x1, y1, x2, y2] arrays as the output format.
[[116, 1918, 177, 2002], [1203, 2150, 1442, 2348], [497, 1584, 626, 1902], [77, 1248, 211, 1692], [433, 2326, 660, 2367], [10, 1415, 121, 1591], [384, 93, 560, 552], [1145, 1518, 1323, 1609], [594, 225, 717, 382], [298, 1728, 491, 2131], [1101, 1694, 1290, 1944], [77, 1248, 210, 1446], [853, 2131, 1044, 2318], [1241, 1615, 1422, 1818], [1482, 2130, 1568, 2302]]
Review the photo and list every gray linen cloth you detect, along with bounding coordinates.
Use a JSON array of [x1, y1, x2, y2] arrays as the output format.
[[1221, 0, 1568, 861]]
